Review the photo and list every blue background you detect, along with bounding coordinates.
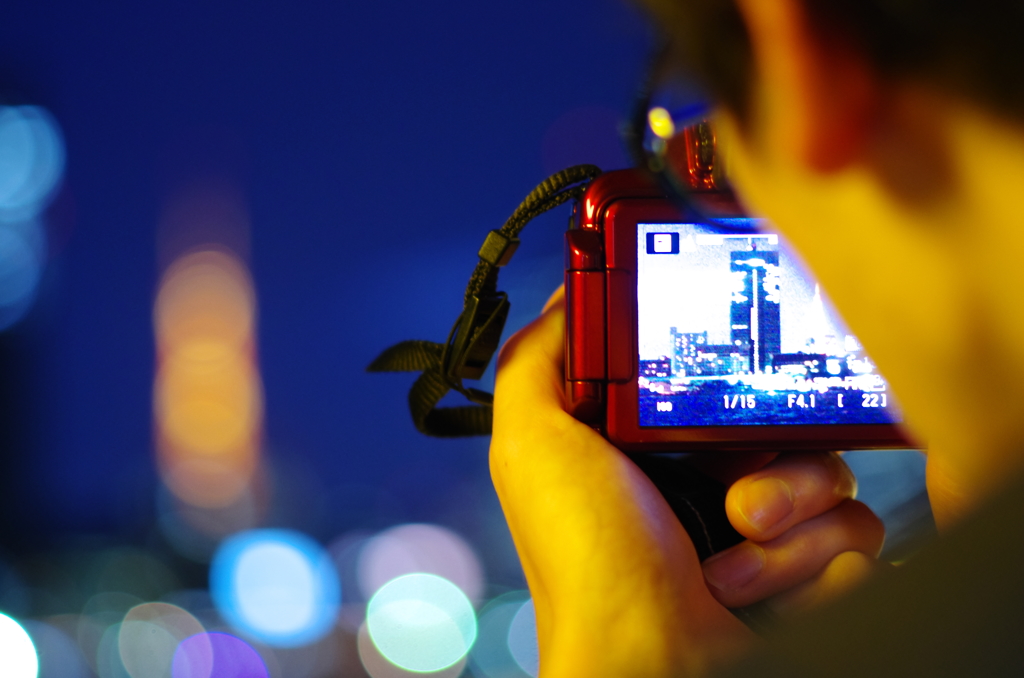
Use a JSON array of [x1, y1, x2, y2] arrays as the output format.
[[0, 1, 644, 569]]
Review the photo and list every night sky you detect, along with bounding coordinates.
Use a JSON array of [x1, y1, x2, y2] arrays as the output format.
[[0, 0, 647, 561]]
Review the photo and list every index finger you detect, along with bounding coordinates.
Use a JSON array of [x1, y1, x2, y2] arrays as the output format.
[[726, 451, 858, 541]]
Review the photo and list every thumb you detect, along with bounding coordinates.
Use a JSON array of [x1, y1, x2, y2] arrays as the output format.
[[491, 289, 750, 676]]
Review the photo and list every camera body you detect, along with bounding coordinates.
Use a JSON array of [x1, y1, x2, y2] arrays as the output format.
[[564, 169, 911, 451]]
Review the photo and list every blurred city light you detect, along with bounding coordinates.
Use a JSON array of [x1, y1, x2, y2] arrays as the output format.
[[0, 105, 64, 219], [507, 599, 538, 678], [0, 612, 38, 678], [172, 632, 268, 678], [357, 620, 467, 678], [0, 224, 42, 329], [118, 603, 206, 678], [80, 593, 144, 677], [23, 621, 89, 678], [154, 248, 254, 350], [0, 104, 64, 332], [210, 529, 340, 647], [96, 623, 131, 678], [468, 591, 532, 678], [366, 573, 477, 673], [358, 523, 484, 602], [154, 247, 263, 509]]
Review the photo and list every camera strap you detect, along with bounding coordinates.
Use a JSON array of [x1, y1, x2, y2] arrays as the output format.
[[369, 163, 779, 634], [368, 164, 603, 437]]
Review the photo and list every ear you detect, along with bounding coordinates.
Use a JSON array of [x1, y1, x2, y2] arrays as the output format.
[[733, 0, 878, 173]]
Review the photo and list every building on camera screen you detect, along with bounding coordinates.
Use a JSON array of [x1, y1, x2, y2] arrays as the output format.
[[636, 222, 900, 427]]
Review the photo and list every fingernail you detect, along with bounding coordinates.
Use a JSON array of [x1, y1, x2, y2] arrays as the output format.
[[739, 478, 794, 533], [703, 543, 766, 592]]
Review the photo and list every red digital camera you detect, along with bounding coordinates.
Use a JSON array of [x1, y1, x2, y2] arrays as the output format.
[[564, 169, 912, 451]]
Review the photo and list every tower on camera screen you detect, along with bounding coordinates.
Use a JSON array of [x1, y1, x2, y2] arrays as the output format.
[[636, 222, 901, 428]]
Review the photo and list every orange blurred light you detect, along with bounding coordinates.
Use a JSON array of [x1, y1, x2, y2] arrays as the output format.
[[158, 452, 259, 509], [154, 249, 255, 355], [154, 351, 262, 456], [153, 245, 263, 509]]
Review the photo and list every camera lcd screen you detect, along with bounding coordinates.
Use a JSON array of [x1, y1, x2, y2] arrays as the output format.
[[637, 221, 901, 428]]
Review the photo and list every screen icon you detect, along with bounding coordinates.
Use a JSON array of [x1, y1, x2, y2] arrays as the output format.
[[646, 232, 679, 254]]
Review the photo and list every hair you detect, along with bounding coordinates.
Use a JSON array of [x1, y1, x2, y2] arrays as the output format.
[[638, 0, 1024, 123]]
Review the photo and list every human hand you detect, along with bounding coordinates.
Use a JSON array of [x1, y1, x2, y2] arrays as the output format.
[[699, 451, 885, 615], [490, 289, 885, 677]]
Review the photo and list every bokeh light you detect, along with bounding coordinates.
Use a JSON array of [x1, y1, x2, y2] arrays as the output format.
[[154, 249, 255, 352], [507, 599, 538, 678], [357, 621, 466, 678], [23, 621, 89, 678], [0, 103, 63, 332], [210, 529, 340, 647], [0, 105, 64, 219], [468, 591, 532, 678], [96, 623, 131, 678], [647, 107, 675, 140], [366, 573, 476, 673], [79, 593, 144, 677], [154, 247, 263, 509], [0, 612, 39, 678], [172, 632, 268, 678], [0, 225, 41, 318], [118, 603, 207, 678], [358, 523, 484, 602]]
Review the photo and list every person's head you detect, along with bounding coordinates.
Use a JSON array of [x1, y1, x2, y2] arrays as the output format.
[[637, 0, 1024, 524], [641, 1, 1024, 126]]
